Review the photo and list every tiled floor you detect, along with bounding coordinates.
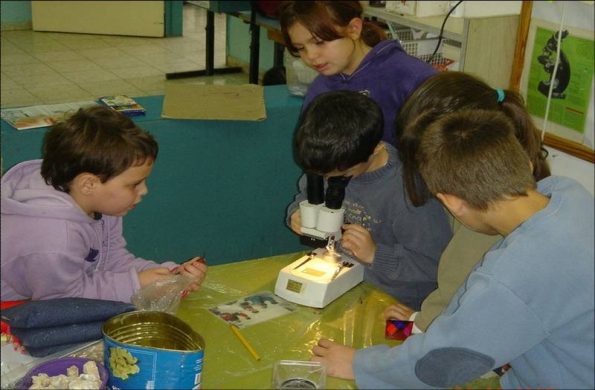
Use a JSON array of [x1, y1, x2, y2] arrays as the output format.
[[0, 4, 249, 109]]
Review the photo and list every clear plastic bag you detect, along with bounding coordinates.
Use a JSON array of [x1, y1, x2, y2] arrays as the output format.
[[131, 274, 194, 315]]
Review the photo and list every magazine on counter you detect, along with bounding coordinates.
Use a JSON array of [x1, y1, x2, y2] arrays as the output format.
[[1, 101, 99, 131], [99, 95, 146, 117]]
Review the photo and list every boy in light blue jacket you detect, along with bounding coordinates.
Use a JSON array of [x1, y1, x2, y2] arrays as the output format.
[[310, 109, 594, 389]]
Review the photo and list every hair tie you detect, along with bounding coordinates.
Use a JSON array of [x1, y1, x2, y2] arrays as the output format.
[[495, 88, 505, 103]]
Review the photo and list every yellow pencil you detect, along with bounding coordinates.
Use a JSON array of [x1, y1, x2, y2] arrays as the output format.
[[230, 324, 261, 361]]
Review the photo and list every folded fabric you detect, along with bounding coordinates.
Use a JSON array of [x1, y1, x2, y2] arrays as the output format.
[[25, 342, 86, 358], [1, 298, 135, 329], [10, 321, 104, 349]]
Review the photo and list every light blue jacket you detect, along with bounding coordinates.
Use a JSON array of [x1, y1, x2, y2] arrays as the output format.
[[354, 176, 595, 389]]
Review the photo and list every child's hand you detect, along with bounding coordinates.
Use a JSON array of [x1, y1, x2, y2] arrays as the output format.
[[290, 210, 303, 235], [138, 267, 171, 288], [341, 224, 376, 263], [174, 257, 208, 292], [311, 339, 355, 380], [383, 303, 415, 321]]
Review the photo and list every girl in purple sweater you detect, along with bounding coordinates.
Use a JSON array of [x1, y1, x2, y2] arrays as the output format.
[[279, 1, 437, 147]]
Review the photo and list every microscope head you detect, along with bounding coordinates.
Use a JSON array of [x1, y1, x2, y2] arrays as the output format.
[[299, 174, 352, 247]]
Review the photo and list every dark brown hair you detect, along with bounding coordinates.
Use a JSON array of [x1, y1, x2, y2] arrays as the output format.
[[279, 1, 386, 56], [395, 71, 550, 206], [418, 109, 536, 211], [295, 90, 383, 173], [41, 106, 158, 192]]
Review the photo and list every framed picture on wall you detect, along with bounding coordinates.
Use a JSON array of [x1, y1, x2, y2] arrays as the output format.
[[520, 18, 594, 147], [511, 1, 594, 163]]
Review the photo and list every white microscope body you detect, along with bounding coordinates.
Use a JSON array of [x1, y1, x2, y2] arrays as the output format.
[[275, 175, 364, 308]]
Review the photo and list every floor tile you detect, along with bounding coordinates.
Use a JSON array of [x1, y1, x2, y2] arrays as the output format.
[[76, 79, 145, 98], [28, 84, 96, 104], [61, 69, 121, 84], [124, 75, 167, 92], [139, 89, 167, 97], [2, 63, 57, 78], [59, 39, 112, 50], [47, 59, 103, 73], [75, 47, 127, 60], [118, 45, 171, 57], [0, 53, 41, 67], [99, 36, 154, 47], [151, 59, 201, 73], [91, 55, 147, 70], [19, 41, 70, 53], [159, 41, 205, 56], [31, 50, 88, 63], [109, 66, 164, 79], [1, 89, 44, 108], [14, 73, 76, 89], [2, 30, 57, 44], [132, 52, 188, 65], [1, 4, 249, 109], [0, 77, 21, 91], [1, 42, 27, 56]]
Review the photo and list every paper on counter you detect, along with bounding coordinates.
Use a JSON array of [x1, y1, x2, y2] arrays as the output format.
[[208, 291, 298, 329], [161, 83, 267, 121]]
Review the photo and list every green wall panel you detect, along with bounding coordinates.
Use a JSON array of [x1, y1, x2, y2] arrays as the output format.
[[1, 86, 308, 265]]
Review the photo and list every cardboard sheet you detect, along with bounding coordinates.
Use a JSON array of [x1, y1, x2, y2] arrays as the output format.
[[161, 83, 267, 121]]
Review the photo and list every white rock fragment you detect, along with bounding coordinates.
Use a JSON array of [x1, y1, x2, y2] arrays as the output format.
[[28, 363, 102, 390]]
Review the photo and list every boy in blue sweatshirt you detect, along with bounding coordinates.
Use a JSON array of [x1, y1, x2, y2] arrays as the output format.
[[286, 90, 451, 310], [310, 109, 594, 389]]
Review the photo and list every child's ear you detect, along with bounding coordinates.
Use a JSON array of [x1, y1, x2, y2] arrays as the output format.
[[347, 18, 363, 39], [436, 193, 466, 217], [74, 173, 100, 195], [372, 142, 385, 155]]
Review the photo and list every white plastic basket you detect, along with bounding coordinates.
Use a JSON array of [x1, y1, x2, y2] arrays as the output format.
[[284, 50, 319, 97]]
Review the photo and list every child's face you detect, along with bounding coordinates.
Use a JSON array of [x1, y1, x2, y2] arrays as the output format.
[[90, 159, 154, 217], [288, 22, 361, 76]]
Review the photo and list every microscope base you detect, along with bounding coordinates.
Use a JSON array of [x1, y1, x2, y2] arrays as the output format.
[[274, 248, 364, 308]]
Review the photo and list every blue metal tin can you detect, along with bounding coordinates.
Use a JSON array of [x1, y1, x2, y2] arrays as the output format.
[[102, 311, 204, 390]]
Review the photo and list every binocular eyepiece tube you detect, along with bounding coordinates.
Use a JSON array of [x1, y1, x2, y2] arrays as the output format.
[[301, 174, 351, 238]]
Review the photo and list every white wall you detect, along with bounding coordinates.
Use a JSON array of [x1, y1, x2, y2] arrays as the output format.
[[546, 146, 594, 196]]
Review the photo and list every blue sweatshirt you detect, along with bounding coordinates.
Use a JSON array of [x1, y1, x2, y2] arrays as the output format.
[[287, 145, 452, 309], [303, 39, 438, 147], [353, 176, 595, 389]]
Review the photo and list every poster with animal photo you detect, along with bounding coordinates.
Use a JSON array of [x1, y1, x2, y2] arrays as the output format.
[[208, 291, 298, 329]]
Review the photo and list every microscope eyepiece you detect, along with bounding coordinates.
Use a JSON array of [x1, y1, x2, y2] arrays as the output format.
[[325, 176, 352, 210], [306, 173, 324, 205]]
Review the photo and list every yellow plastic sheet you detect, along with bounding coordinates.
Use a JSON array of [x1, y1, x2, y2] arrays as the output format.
[[176, 252, 501, 389]]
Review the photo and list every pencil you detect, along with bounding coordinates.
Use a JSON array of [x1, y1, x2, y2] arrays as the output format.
[[230, 324, 261, 361]]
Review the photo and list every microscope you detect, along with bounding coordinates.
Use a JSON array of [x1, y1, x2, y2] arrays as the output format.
[[299, 174, 349, 247], [275, 174, 365, 308], [538, 29, 571, 99]]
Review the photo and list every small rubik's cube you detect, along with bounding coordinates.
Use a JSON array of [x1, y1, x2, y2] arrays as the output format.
[[385, 319, 414, 341]]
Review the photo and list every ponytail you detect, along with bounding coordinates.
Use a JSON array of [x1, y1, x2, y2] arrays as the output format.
[[361, 21, 387, 47], [394, 72, 551, 207], [500, 92, 551, 181]]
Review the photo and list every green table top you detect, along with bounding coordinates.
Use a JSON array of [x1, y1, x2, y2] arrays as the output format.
[[175, 253, 501, 389]]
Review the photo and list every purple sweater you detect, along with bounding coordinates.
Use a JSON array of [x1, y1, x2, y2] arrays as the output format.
[[303, 39, 438, 147], [1, 160, 177, 303]]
